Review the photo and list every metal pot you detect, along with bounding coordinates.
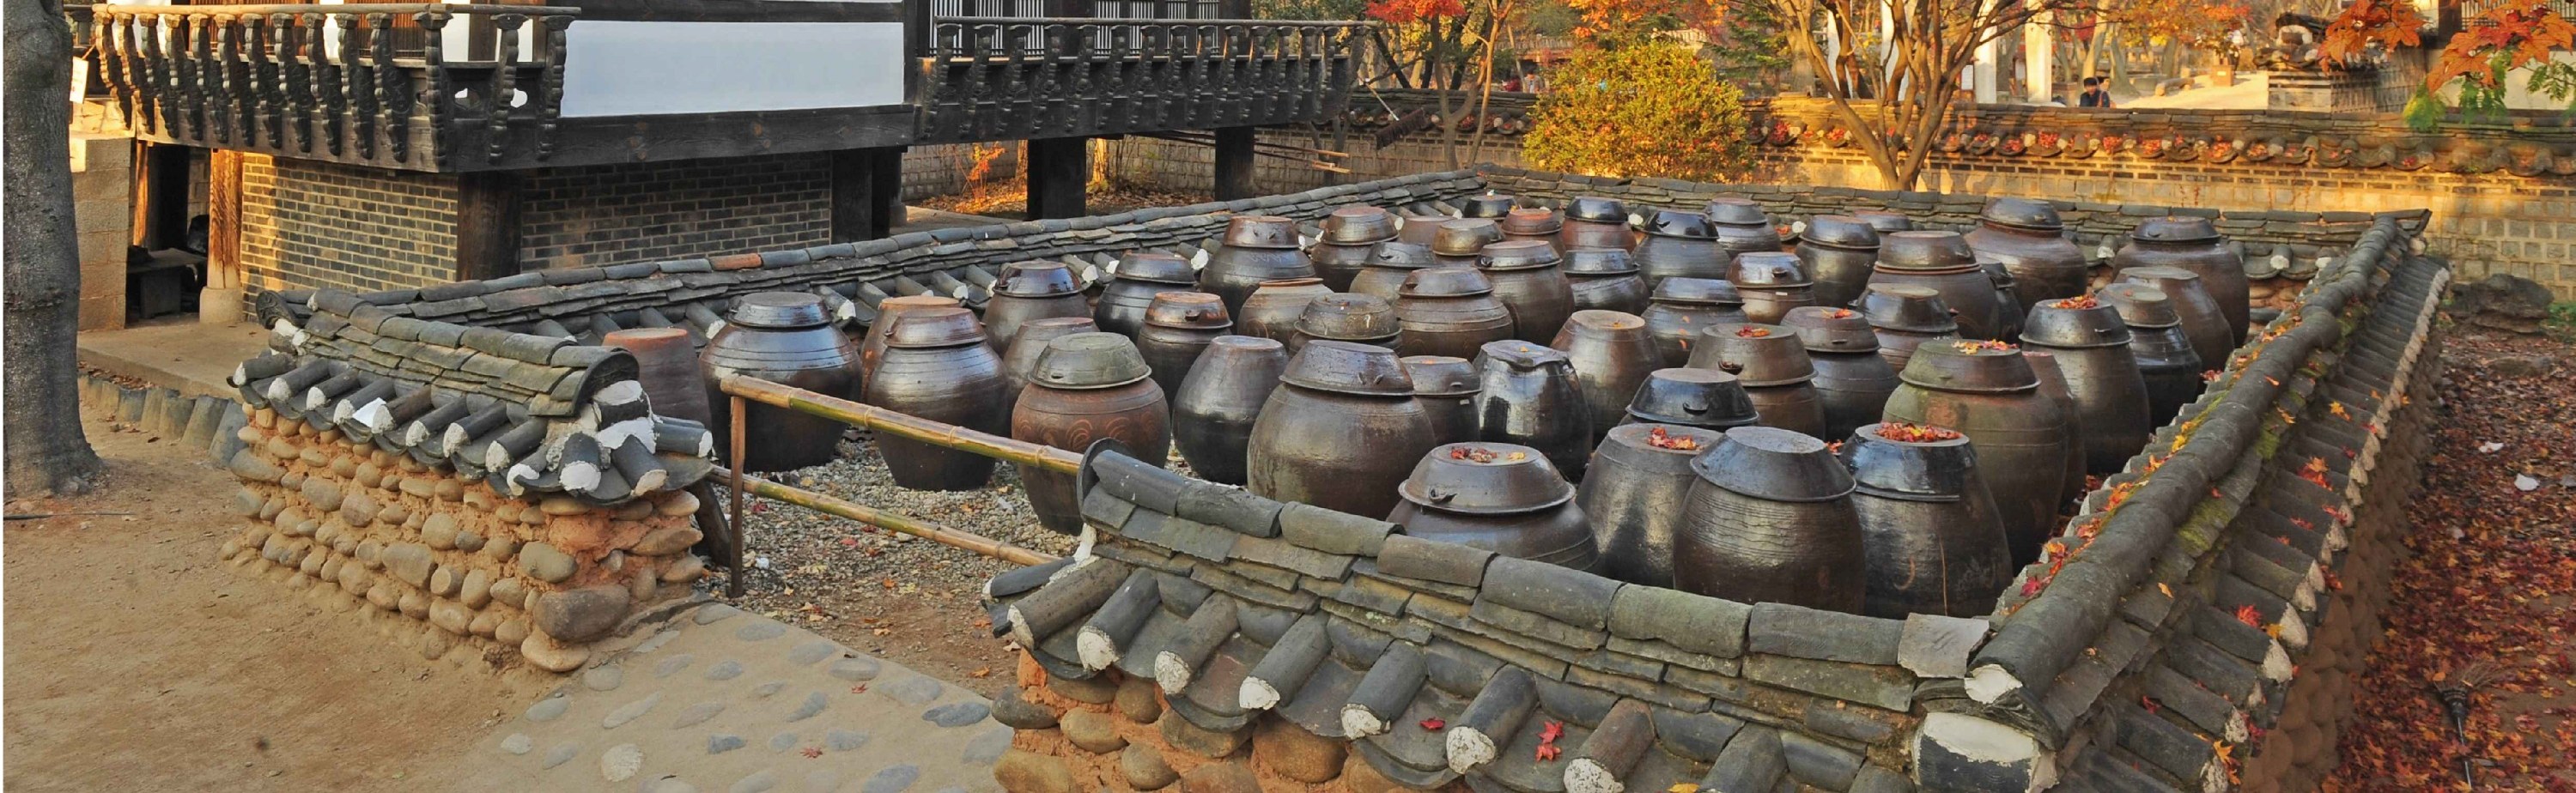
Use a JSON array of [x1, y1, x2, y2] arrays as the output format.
[[985, 261, 1091, 357], [2020, 296, 2151, 475], [1798, 215, 1881, 310], [1639, 277, 1749, 367], [1559, 197, 1637, 251], [1563, 247, 1651, 314], [1404, 354, 1481, 446], [2112, 217, 2248, 343], [1291, 293, 1402, 353], [999, 317, 1101, 415], [1622, 367, 1760, 432], [1473, 341, 1594, 481], [1013, 333, 1171, 532], [1394, 267, 1516, 359], [1704, 197, 1784, 257], [1137, 291, 1234, 400], [1633, 209, 1727, 288], [1246, 340, 1437, 518], [1674, 426, 1866, 614], [1549, 310, 1661, 439], [1963, 197, 2089, 312], [2116, 265, 2233, 373], [1475, 240, 1577, 343], [2023, 351, 2090, 524], [1871, 231, 2008, 341], [1097, 252, 1198, 338], [701, 292, 862, 473], [1728, 251, 1818, 324], [1880, 341, 2072, 566], [1349, 242, 1438, 304], [865, 306, 1010, 491], [2099, 284, 2206, 427], [1856, 284, 1957, 373], [1172, 335, 1287, 486], [1784, 306, 1899, 441], [1431, 218, 1505, 268], [1237, 277, 1334, 345], [1581, 422, 1724, 588], [1388, 442, 1597, 571], [1202, 216, 1317, 315], [1686, 324, 1827, 437], [1499, 208, 1567, 253], [860, 294, 960, 383], [1838, 421, 2012, 618]]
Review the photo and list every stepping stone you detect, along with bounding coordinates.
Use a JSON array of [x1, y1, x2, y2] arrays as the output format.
[[542, 742, 582, 770], [696, 604, 743, 624], [705, 660, 746, 681], [863, 765, 921, 793], [601, 744, 644, 783], [788, 641, 838, 665], [824, 729, 870, 751], [604, 692, 662, 729], [736, 621, 787, 642], [499, 734, 533, 755], [673, 702, 727, 729], [754, 681, 787, 698], [709, 734, 747, 754], [732, 770, 781, 793], [655, 654, 696, 678], [526, 696, 571, 723], [961, 728, 1011, 766], [829, 657, 882, 681], [877, 675, 941, 705], [769, 732, 801, 753], [785, 692, 828, 723], [584, 665, 624, 692], [923, 702, 990, 728]]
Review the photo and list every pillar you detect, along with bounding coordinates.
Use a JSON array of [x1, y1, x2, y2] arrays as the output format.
[[201, 150, 245, 325], [1213, 127, 1257, 202], [453, 172, 523, 281], [2025, 9, 2055, 103], [832, 146, 908, 242], [1026, 136, 1090, 221]]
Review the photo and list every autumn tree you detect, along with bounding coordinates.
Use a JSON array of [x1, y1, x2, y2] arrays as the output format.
[[2316, 0, 2427, 69], [1523, 41, 1757, 181], [2405, 0, 2576, 127], [4, 0, 106, 496]]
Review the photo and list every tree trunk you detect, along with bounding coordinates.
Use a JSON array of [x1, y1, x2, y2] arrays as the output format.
[[4, 0, 106, 497]]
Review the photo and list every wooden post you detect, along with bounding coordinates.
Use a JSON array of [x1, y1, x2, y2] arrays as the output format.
[[453, 171, 522, 281], [868, 147, 904, 237], [200, 150, 246, 324], [727, 395, 749, 597], [831, 147, 908, 242], [131, 142, 191, 250], [1213, 125, 1257, 201], [1025, 136, 1090, 220]]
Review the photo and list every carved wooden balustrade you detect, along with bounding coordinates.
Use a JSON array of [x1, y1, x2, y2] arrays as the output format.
[[92, 3, 578, 173], [917, 16, 1364, 143]]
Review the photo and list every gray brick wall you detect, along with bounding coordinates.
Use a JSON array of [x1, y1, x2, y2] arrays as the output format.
[[515, 153, 832, 269], [239, 154, 460, 298]]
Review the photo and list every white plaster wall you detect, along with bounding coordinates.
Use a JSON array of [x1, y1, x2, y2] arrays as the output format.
[[557, 21, 908, 118]]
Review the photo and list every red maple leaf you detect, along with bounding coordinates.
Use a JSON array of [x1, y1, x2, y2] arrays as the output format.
[[2236, 604, 2265, 628], [1419, 717, 1446, 730], [1540, 720, 1564, 744], [1535, 743, 1561, 761], [800, 747, 824, 759]]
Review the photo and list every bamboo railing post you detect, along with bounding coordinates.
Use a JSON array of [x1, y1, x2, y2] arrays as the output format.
[[727, 394, 749, 598]]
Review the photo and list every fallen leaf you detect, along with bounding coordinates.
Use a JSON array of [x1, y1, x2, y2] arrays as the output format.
[[1534, 742, 1561, 761], [1419, 717, 1445, 730]]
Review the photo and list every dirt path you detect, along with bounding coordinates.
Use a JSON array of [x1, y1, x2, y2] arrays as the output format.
[[3, 415, 549, 792]]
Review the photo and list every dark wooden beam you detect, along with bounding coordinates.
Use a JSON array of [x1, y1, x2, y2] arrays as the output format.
[[1025, 136, 1090, 220], [472, 106, 919, 172], [454, 172, 523, 281], [131, 142, 192, 250], [831, 146, 908, 242], [1212, 126, 1257, 201], [868, 146, 906, 237]]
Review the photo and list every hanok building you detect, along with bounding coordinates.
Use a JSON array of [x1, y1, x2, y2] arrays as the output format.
[[73, 0, 1360, 329]]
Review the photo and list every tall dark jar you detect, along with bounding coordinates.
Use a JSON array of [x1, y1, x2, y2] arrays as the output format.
[[2113, 216, 2249, 343], [860, 294, 959, 383], [1136, 292, 1234, 400], [1348, 242, 1438, 304], [864, 306, 1010, 491], [1431, 218, 1506, 268], [1783, 306, 1899, 441], [1632, 210, 1728, 288], [983, 261, 1091, 357], [999, 317, 1100, 416], [1245, 341, 1437, 518], [1393, 267, 1516, 360], [1012, 333, 1172, 533], [1549, 310, 1661, 439], [2021, 350, 2088, 518], [1798, 215, 1882, 310], [701, 292, 863, 473], [1473, 341, 1594, 480], [1201, 216, 1316, 316], [2116, 265, 2233, 372], [1686, 324, 1828, 438], [1388, 442, 1597, 571], [1728, 251, 1818, 325], [1856, 284, 1957, 373], [1095, 252, 1199, 338], [1403, 355, 1481, 446], [1870, 231, 2009, 341], [1962, 197, 2090, 312], [1674, 426, 1866, 614], [1981, 257, 2027, 342], [2099, 284, 2205, 427], [1563, 247, 1651, 314], [1236, 278, 1334, 345], [1880, 341, 2072, 566], [1309, 206, 1400, 291], [1558, 197, 1637, 251], [1622, 367, 1760, 432], [1474, 240, 1577, 342], [2020, 295, 2152, 475], [1838, 421, 2012, 618], [1291, 293, 1403, 353], [1580, 422, 1723, 588], [1639, 277, 1748, 366], [1459, 194, 1516, 219], [1704, 197, 1785, 257], [1171, 335, 1288, 486]]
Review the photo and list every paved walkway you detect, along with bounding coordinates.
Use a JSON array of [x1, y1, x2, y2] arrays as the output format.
[[78, 316, 270, 398], [457, 602, 1009, 793]]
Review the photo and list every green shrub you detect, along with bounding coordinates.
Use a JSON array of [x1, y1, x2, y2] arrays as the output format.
[[1522, 42, 1755, 183]]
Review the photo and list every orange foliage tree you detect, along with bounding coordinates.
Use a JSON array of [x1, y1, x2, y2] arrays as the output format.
[[2409, 0, 2576, 125], [2315, 0, 2426, 68]]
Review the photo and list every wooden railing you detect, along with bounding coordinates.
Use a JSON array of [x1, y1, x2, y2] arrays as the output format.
[[92, 3, 578, 172], [918, 16, 1364, 143]]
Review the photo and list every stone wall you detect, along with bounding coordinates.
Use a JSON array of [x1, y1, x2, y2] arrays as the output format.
[[72, 133, 133, 331], [240, 154, 462, 296], [516, 153, 835, 270]]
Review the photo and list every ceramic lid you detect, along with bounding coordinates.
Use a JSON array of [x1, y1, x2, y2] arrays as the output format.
[[1397, 442, 1576, 514], [2117, 265, 2205, 293], [1602, 422, 1726, 457], [1475, 239, 1562, 271], [2021, 296, 2134, 349], [1116, 252, 1200, 285], [2099, 283, 2181, 328], [1625, 367, 1759, 427], [1704, 197, 1771, 228], [1399, 266, 1497, 298], [1801, 215, 1880, 250], [1320, 206, 1400, 245], [1728, 251, 1813, 288], [1652, 276, 1745, 306], [1851, 210, 1914, 233], [1250, 277, 1332, 300], [731, 292, 832, 330], [1782, 306, 1880, 352], [1222, 215, 1303, 250], [1690, 426, 1855, 502], [995, 261, 1083, 298], [884, 306, 988, 348], [1562, 247, 1640, 275], [1432, 219, 1506, 257], [2131, 216, 2223, 244], [1839, 422, 1976, 500], [1689, 324, 1815, 385], [1897, 340, 2038, 393], [1297, 294, 1401, 341], [1500, 208, 1565, 236], [1857, 284, 1956, 333], [1877, 231, 1979, 272], [1642, 209, 1716, 239], [1979, 197, 2065, 232], [1478, 340, 1571, 373], [1552, 310, 1648, 346], [1279, 339, 1416, 396], [1031, 332, 1153, 389], [1144, 291, 1234, 330], [1369, 242, 1438, 269], [1565, 197, 1631, 223], [1460, 195, 1518, 219], [1401, 355, 1480, 396]]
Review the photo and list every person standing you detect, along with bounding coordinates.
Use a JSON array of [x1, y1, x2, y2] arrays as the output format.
[[2078, 76, 2115, 108]]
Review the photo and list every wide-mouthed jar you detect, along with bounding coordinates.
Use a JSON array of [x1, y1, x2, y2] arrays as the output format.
[[1880, 340, 2072, 566], [1639, 277, 1749, 367], [1201, 215, 1316, 315], [865, 306, 1010, 491], [1171, 335, 1287, 486], [1388, 442, 1597, 571], [2113, 216, 2248, 343], [702, 292, 862, 472], [1012, 332, 1170, 532], [1870, 231, 2008, 341], [1474, 240, 1577, 342], [1839, 421, 2011, 618], [1245, 340, 1437, 518], [1674, 426, 1865, 613], [1393, 267, 1516, 360], [1963, 197, 2090, 312]]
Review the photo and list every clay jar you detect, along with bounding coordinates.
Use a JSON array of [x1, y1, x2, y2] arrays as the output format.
[[1475, 240, 1577, 343], [1236, 277, 1334, 345], [2116, 265, 2233, 372], [1459, 194, 1516, 219], [1395, 211, 1450, 245], [1581, 422, 1724, 588], [1563, 247, 1650, 315], [1674, 426, 1866, 614], [1880, 340, 2072, 566], [1704, 197, 1785, 257], [2021, 350, 2091, 518], [2020, 295, 2152, 475], [1309, 206, 1399, 290], [1137, 292, 1234, 400], [1013, 332, 1171, 533], [1838, 421, 2012, 618], [1473, 340, 1594, 480], [1687, 324, 1828, 438], [1403, 355, 1481, 446], [1431, 218, 1505, 268], [1171, 335, 1288, 486], [864, 306, 1010, 491], [1857, 284, 1957, 373], [1963, 197, 2090, 312], [1622, 367, 1760, 432], [1291, 293, 1402, 352], [1559, 197, 1636, 251], [1390, 442, 1598, 571], [2099, 283, 2206, 427], [1201, 216, 1316, 316], [999, 317, 1101, 415], [1728, 251, 1818, 324], [860, 294, 960, 383], [1871, 231, 2009, 341], [1980, 257, 2027, 342], [1853, 210, 1912, 233], [1393, 267, 1516, 360], [1498, 208, 1566, 253], [1632, 209, 1726, 288], [2113, 216, 2248, 343], [1550, 310, 1662, 439], [1798, 215, 1882, 310], [1639, 277, 1749, 367], [700, 292, 863, 473], [1245, 340, 1437, 518], [1783, 306, 1899, 441], [606, 327, 710, 427], [1096, 252, 1198, 338], [984, 261, 1091, 356], [1348, 242, 1438, 304]]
